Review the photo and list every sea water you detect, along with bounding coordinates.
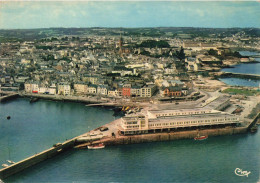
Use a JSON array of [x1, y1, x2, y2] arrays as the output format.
[[219, 51, 260, 87]]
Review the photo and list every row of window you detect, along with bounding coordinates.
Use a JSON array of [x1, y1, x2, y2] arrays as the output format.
[[149, 118, 238, 127], [123, 117, 239, 129], [155, 111, 209, 117], [125, 121, 138, 125], [126, 125, 139, 129]]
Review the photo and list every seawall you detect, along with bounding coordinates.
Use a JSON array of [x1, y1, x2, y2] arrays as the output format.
[[0, 93, 19, 102], [0, 139, 75, 179], [20, 93, 108, 104], [96, 126, 248, 146]]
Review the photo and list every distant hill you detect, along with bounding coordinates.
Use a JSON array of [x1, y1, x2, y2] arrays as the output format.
[[0, 27, 259, 42]]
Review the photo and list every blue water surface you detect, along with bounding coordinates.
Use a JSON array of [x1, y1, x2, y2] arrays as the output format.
[[220, 52, 260, 87], [0, 98, 116, 164]]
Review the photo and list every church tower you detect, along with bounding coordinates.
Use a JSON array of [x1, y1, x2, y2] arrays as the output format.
[[119, 33, 123, 52]]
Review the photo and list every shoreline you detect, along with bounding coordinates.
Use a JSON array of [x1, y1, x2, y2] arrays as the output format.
[[18, 92, 151, 108]]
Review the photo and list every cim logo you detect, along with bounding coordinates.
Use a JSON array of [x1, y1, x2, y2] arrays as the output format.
[[234, 168, 251, 177]]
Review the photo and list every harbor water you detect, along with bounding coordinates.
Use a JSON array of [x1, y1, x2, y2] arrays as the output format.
[[0, 98, 259, 182], [219, 51, 260, 87], [0, 98, 116, 167]]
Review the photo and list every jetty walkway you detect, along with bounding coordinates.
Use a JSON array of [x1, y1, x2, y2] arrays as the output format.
[[0, 136, 78, 179]]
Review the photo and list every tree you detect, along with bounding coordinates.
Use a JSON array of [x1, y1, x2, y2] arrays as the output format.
[[175, 47, 185, 61], [51, 37, 58, 41], [233, 51, 242, 58], [208, 49, 218, 56], [138, 40, 170, 48]]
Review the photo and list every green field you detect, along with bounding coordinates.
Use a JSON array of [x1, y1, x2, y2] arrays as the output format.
[[222, 88, 260, 96]]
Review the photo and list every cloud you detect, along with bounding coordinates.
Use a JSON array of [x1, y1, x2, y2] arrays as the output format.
[[0, 1, 259, 29]]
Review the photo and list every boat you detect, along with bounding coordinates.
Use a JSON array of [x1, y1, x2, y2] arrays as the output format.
[[2, 164, 9, 168], [7, 116, 11, 120], [194, 135, 208, 140], [87, 143, 105, 149], [76, 133, 104, 143], [250, 126, 258, 133], [7, 160, 15, 164], [30, 97, 39, 103]]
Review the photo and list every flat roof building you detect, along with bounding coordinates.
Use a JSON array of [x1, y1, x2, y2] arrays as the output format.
[[119, 103, 241, 135]]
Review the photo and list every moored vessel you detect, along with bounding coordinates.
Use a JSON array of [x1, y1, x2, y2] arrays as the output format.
[[7, 160, 15, 164], [87, 143, 105, 149], [2, 164, 9, 168], [30, 97, 39, 103], [194, 135, 208, 140], [250, 126, 258, 133]]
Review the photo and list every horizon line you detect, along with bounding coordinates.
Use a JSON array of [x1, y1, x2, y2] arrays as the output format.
[[0, 26, 260, 30]]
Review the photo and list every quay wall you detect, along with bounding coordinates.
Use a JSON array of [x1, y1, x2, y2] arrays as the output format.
[[0, 94, 19, 102], [20, 93, 146, 108], [20, 93, 107, 104], [0, 139, 75, 179], [247, 112, 260, 130], [102, 127, 248, 146]]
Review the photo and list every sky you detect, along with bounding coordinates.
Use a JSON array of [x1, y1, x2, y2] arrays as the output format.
[[0, 1, 259, 29]]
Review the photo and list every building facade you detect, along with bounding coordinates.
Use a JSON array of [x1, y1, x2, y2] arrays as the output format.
[[119, 108, 241, 135], [74, 83, 88, 95], [58, 83, 71, 96], [140, 84, 157, 98]]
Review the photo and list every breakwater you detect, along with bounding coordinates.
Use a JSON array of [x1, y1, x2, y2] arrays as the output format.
[[0, 138, 76, 179]]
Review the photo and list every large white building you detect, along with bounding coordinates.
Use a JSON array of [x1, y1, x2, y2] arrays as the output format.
[[24, 82, 39, 93], [119, 108, 241, 135], [58, 83, 71, 96], [25, 82, 56, 94]]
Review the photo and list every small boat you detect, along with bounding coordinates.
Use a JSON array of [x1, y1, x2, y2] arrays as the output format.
[[30, 97, 39, 103], [7, 116, 11, 120], [250, 126, 258, 133], [87, 143, 105, 150], [194, 135, 208, 140], [2, 164, 9, 168], [7, 160, 15, 164]]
